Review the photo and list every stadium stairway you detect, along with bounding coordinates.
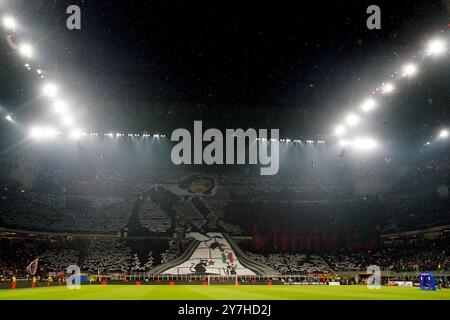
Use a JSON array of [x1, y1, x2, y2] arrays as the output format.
[[149, 232, 278, 276], [148, 240, 200, 275], [222, 233, 280, 276]]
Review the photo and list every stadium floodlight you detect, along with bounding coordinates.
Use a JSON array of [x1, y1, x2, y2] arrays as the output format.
[[339, 139, 351, 147], [2, 16, 16, 31], [345, 113, 360, 127], [427, 39, 446, 56], [439, 129, 449, 139], [335, 125, 347, 136], [382, 83, 394, 94], [339, 137, 378, 151], [5, 115, 13, 122], [62, 115, 74, 126], [361, 98, 377, 113], [70, 129, 83, 140], [353, 137, 378, 151], [42, 83, 59, 98], [402, 64, 418, 77], [30, 127, 42, 138], [53, 100, 68, 113], [44, 127, 58, 138], [18, 43, 34, 58], [29, 126, 58, 139]]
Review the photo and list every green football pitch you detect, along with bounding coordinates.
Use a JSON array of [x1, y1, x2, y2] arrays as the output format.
[[0, 285, 449, 300]]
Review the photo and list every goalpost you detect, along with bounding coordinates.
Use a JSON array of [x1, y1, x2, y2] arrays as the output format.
[[206, 275, 238, 285]]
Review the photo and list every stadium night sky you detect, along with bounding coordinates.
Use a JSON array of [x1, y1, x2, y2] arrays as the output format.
[[0, 0, 449, 145]]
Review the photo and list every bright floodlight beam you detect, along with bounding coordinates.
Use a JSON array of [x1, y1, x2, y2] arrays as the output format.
[[44, 127, 58, 139], [18, 43, 34, 58], [42, 83, 59, 98], [5, 115, 13, 122], [353, 137, 378, 151], [439, 129, 449, 139], [53, 100, 68, 113], [403, 64, 418, 77], [70, 129, 83, 140], [334, 125, 346, 136], [382, 83, 394, 94], [361, 98, 376, 112], [345, 113, 360, 127], [62, 115, 74, 126], [339, 139, 351, 147], [29, 126, 58, 139], [2, 16, 16, 30], [427, 39, 446, 56], [29, 127, 42, 138], [342, 137, 378, 151]]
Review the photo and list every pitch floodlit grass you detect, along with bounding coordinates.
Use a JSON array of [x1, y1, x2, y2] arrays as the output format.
[[0, 285, 449, 300]]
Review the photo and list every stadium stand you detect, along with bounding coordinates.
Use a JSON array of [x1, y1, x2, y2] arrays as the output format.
[[1, 152, 450, 281]]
